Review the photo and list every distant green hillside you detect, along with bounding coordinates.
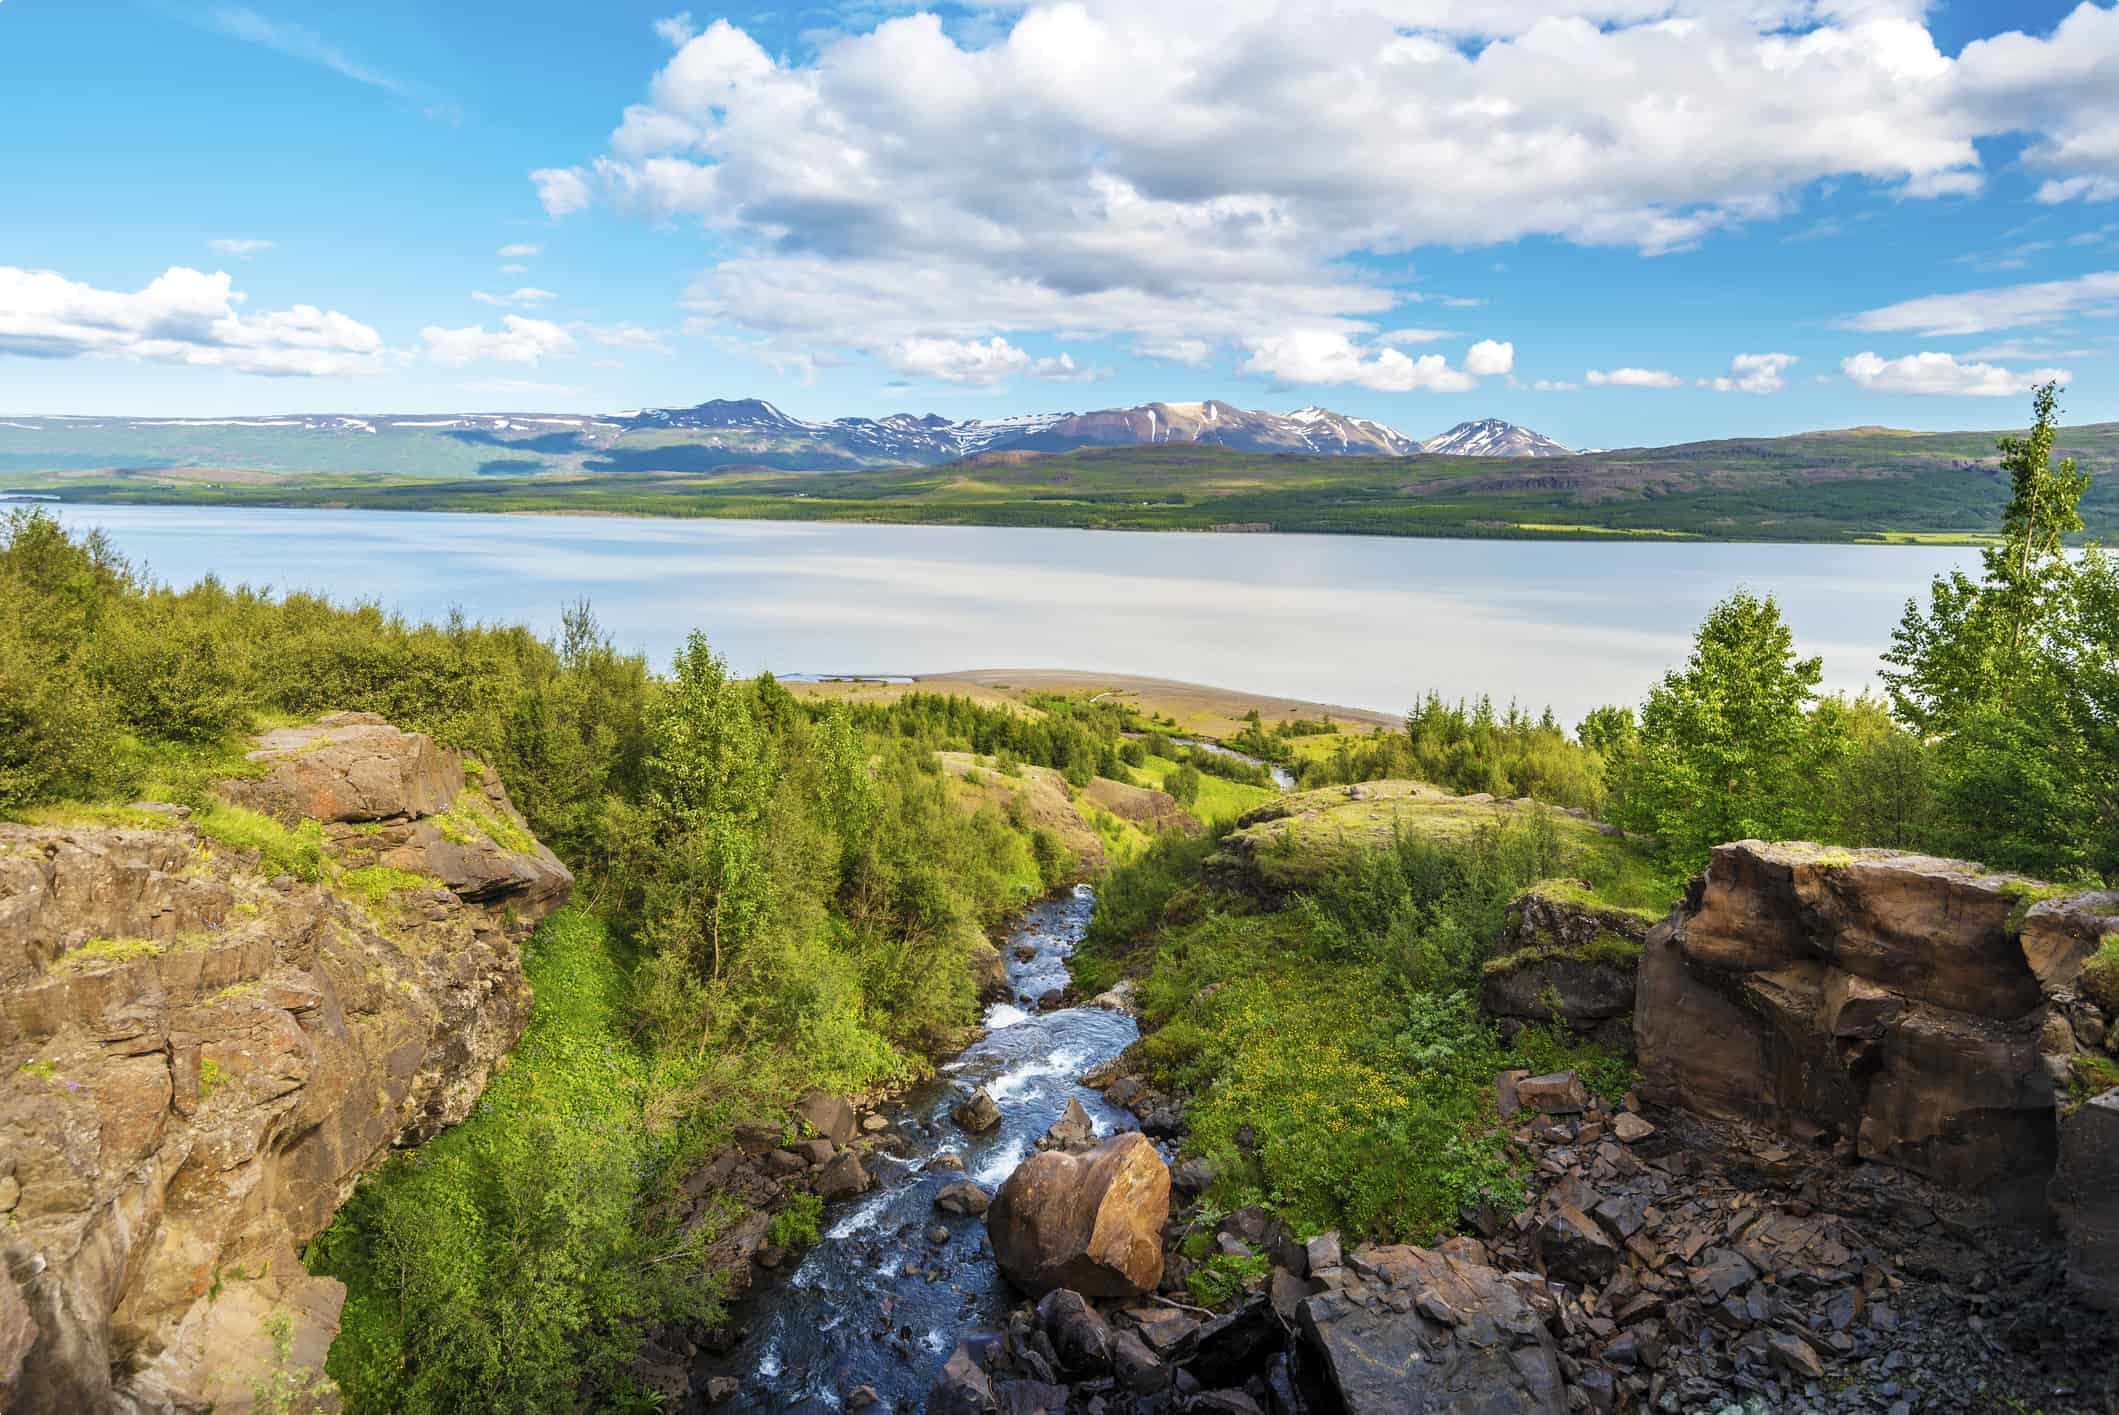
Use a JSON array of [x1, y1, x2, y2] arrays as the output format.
[[9, 420, 2117, 544]]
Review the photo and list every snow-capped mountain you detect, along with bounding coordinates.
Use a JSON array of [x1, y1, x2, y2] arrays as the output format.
[[621, 397, 1420, 464], [1419, 419, 1573, 458]]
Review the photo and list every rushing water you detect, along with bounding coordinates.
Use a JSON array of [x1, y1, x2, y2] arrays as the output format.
[[45, 505, 1976, 725], [697, 885, 1136, 1410]]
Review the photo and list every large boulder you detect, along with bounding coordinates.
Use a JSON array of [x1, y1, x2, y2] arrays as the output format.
[[1635, 843, 2068, 1199], [0, 718, 568, 1411], [987, 1132, 1169, 1298], [2053, 1089, 2119, 1318], [1296, 1244, 1563, 1414], [1480, 881, 1656, 1054]]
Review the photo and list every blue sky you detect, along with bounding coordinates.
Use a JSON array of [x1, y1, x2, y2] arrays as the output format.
[[4, 0, 2119, 448]]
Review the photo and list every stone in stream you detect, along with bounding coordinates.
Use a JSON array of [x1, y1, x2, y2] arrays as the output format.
[[815, 1150, 871, 1201], [1037, 987, 1066, 1012], [1014, 941, 1039, 961], [927, 1340, 997, 1415], [987, 1132, 1170, 1298], [935, 1181, 992, 1216], [954, 1087, 1004, 1134], [1038, 1096, 1096, 1152]]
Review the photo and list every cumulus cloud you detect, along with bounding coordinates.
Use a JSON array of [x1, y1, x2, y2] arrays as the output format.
[[1845, 271, 2119, 336], [531, 167, 591, 218], [1701, 352, 1797, 393], [530, 2, 2119, 373], [884, 336, 1101, 385], [1463, 339, 1515, 377], [0, 264, 383, 376], [1135, 336, 1212, 366], [1585, 366, 1683, 388], [208, 238, 275, 258], [420, 316, 576, 365], [471, 287, 558, 307], [1840, 350, 2072, 396], [1377, 328, 1456, 345], [497, 243, 540, 258], [1239, 331, 1493, 393]]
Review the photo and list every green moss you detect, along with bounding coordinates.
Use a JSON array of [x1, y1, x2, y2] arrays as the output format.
[[1999, 879, 2078, 934], [433, 788, 536, 855], [1186, 1251, 1270, 1307], [198, 1056, 230, 1099], [194, 801, 327, 882], [1482, 928, 1643, 977], [59, 935, 165, 970], [10, 801, 170, 830], [2080, 933, 2119, 1011], [18, 1058, 58, 1082], [340, 864, 438, 908], [1812, 848, 1857, 870], [2069, 1051, 2119, 1101], [1522, 877, 1667, 924]]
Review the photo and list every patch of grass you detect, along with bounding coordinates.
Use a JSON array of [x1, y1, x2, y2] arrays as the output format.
[[2080, 933, 2119, 1011], [2068, 1051, 2119, 1101], [433, 788, 537, 855], [1520, 877, 1669, 924], [198, 1056, 230, 1099], [18, 1058, 58, 1082], [194, 800, 327, 882], [11, 800, 170, 830], [1186, 1251, 1270, 1307], [766, 1192, 823, 1249], [58, 935, 166, 970], [1998, 879, 2079, 934], [340, 864, 439, 908], [1482, 928, 1643, 976]]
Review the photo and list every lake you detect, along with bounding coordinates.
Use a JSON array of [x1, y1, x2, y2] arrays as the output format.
[[48, 505, 1976, 724]]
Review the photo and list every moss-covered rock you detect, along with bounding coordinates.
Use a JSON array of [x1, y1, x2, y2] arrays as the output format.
[[1480, 879, 1661, 1054]]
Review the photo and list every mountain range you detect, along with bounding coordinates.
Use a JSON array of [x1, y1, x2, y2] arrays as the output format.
[[0, 398, 1565, 478]]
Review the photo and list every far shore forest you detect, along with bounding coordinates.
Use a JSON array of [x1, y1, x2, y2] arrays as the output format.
[[2, 386, 2113, 1411]]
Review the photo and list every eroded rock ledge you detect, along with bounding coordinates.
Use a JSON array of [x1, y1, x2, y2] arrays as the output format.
[[0, 713, 570, 1413]]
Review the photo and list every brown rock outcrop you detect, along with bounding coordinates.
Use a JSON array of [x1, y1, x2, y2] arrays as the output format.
[[0, 718, 569, 1412], [1636, 843, 2069, 1198], [986, 1132, 1169, 1298], [2052, 1088, 2119, 1316]]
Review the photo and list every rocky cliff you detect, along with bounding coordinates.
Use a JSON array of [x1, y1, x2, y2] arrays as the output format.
[[0, 713, 570, 1412], [1636, 841, 2119, 1315]]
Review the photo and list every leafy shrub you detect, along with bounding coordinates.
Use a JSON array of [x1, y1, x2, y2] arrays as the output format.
[[766, 1192, 823, 1248]]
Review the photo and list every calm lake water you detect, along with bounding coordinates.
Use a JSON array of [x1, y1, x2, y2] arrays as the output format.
[[48, 505, 1976, 724]]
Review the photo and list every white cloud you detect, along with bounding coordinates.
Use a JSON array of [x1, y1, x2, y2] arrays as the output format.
[[1464, 339, 1515, 376], [883, 336, 1099, 385], [208, 237, 275, 258], [1840, 350, 2072, 397], [1845, 271, 2119, 336], [499, 263, 528, 274], [205, 6, 404, 94], [1240, 331, 1476, 393], [497, 243, 540, 258], [531, 167, 591, 218], [1378, 327, 1455, 345], [1533, 379, 1581, 391], [471, 287, 558, 307], [420, 316, 576, 365], [1585, 366, 1683, 388], [2038, 176, 2119, 205], [0, 264, 383, 376], [652, 12, 696, 48], [558, 3, 2119, 366], [1701, 351, 1797, 393]]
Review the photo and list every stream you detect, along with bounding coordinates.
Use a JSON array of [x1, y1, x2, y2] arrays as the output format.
[[694, 884, 1139, 1410]]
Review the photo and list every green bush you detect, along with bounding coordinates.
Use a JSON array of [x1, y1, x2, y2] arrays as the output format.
[[766, 1192, 823, 1249]]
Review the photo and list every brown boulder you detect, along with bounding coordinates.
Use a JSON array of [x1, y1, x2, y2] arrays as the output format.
[[1481, 883, 1654, 1052], [221, 711, 462, 823], [1636, 842, 2072, 1196], [816, 1150, 872, 1201], [954, 1087, 1003, 1134], [987, 1132, 1169, 1298], [797, 1091, 858, 1146], [935, 1181, 992, 1216]]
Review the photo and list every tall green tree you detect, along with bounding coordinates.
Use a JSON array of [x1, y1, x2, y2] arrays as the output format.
[[1611, 590, 1846, 864]]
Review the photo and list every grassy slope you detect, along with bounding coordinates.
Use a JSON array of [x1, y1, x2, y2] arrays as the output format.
[[11, 421, 2118, 544]]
